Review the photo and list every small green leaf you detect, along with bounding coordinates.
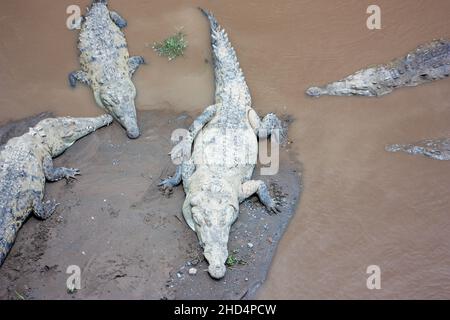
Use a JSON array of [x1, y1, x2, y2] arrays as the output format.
[[152, 30, 188, 61]]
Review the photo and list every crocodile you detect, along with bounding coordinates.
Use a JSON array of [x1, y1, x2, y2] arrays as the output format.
[[386, 138, 450, 161], [159, 9, 285, 279], [69, 0, 145, 139], [306, 39, 450, 97], [0, 114, 113, 266]]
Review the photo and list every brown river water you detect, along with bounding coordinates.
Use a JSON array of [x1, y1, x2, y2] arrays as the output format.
[[1, 0, 449, 299]]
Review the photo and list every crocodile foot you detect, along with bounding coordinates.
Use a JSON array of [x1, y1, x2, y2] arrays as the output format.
[[264, 199, 281, 215], [61, 168, 81, 181], [158, 178, 178, 190], [34, 199, 60, 220]]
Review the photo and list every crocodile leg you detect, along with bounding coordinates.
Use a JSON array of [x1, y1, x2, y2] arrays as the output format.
[[43, 155, 81, 182], [248, 109, 286, 143], [159, 158, 196, 189], [128, 56, 146, 76], [68, 70, 90, 87], [181, 158, 196, 182], [239, 180, 281, 214], [109, 11, 127, 28], [170, 104, 219, 163], [158, 165, 182, 189], [32, 196, 59, 220]]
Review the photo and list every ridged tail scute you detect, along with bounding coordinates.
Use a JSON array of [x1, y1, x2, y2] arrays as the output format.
[[199, 8, 248, 96], [199, 8, 220, 38]]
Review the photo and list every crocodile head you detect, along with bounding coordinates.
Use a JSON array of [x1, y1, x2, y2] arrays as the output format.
[[190, 184, 239, 279], [306, 67, 386, 97], [36, 114, 113, 157], [99, 80, 140, 139]]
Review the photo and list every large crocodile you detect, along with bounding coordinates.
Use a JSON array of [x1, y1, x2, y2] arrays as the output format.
[[306, 39, 450, 97], [386, 138, 450, 161], [0, 114, 113, 266], [69, 0, 144, 139], [159, 9, 284, 279]]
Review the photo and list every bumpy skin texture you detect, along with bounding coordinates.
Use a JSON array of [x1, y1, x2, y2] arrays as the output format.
[[160, 9, 284, 280], [306, 39, 450, 97], [386, 138, 450, 161], [69, 0, 144, 139], [0, 114, 113, 266]]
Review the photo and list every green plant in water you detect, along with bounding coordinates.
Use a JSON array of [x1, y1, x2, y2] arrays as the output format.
[[153, 30, 188, 61]]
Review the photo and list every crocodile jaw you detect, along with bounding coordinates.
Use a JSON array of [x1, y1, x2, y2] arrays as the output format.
[[190, 193, 237, 279], [204, 244, 228, 279], [98, 82, 140, 139], [38, 114, 113, 156]]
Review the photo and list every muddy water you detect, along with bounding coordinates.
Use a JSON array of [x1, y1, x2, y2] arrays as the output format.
[[1, 0, 450, 299]]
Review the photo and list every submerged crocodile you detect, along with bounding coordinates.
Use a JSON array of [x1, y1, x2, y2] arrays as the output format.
[[160, 9, 284, 279], [0, 114, 113, 266], [306, 39, 450, 97], [386, 138, 450, 161], [69, 0, 144, 139]]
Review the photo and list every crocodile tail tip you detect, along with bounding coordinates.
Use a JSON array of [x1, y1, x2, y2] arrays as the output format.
[[198, 7, 209, 17], [92, 0, 108, 5], [198, 7, 219, 30]]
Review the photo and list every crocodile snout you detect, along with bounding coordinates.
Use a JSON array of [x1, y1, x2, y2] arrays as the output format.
[[126, 127, 140, 139], [208, 263, 226, 280], [97, 114, 114, 129], [203, 244, 228, 280], [306, 86, 324, 97]]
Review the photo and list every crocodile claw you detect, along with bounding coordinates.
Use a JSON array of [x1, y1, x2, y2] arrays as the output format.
[[64, 168, 81, 181], [265, 200, 281, 215], [45, 200, 60, 215], [158, 178, 176, 190]]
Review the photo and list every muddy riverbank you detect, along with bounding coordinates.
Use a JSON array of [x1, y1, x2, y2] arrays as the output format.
[[0, 110, 301, 299]]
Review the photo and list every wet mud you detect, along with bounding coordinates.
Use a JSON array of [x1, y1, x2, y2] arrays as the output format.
[[0, 110, 301, 299]]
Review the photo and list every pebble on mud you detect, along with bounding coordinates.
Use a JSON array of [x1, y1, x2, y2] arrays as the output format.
[[188, 268, 198, 275]]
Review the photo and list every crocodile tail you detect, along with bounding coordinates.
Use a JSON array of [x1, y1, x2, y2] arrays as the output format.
[[199, 8, 219, 34], [199, 8, 247, 94]]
